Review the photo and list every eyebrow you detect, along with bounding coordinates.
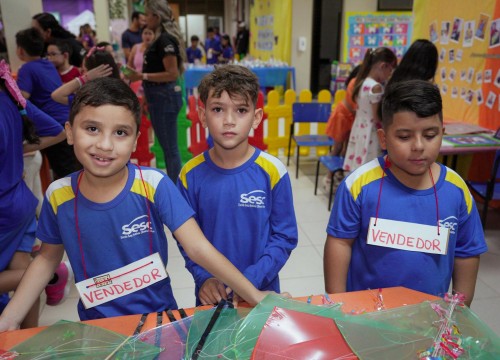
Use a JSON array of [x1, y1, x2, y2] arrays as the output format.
[[395, 126, 441, 132], [80, 119, 135, 131]]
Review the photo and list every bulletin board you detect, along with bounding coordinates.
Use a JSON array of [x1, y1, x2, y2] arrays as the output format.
[[412, 0, 499, 129], [249, 0, 292, 63], [343, 12, 413, 65]]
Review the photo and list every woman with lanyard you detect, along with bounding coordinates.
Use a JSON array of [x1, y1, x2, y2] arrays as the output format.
[[125, 0, 185, 183]]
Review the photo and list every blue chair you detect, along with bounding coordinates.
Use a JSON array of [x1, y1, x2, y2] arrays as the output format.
[[314, 155, 344, 211], [466, 150, 500, 226], [286, 102, 334, 178]]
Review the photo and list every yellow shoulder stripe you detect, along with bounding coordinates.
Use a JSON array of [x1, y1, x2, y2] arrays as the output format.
[[255, 152, 287, 189], [179, 153, 206, 189], [445, 169, 472, 214], [344, 160, 384, 201]]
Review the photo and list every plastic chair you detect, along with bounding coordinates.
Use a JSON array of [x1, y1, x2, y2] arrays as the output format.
[[286, 102, 334, 178], [466, 150, 500, 226], [314, 155, 344, 211]]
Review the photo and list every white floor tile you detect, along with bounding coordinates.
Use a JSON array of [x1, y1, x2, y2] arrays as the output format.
[[280, 246, 323, 279], [38, 296, 80, 326], [470, 297, 500, 335], [300, 220, 328, 245]]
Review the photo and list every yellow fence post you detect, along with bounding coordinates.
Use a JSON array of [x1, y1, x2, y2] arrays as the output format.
[[317, 89, 332, 156], [264, 89, 295, 156]]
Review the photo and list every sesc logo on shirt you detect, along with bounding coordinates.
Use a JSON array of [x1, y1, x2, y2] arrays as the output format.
[[121, 215, 154, 239], [239, 190, 266, 209], [439, 216, 458, 235]]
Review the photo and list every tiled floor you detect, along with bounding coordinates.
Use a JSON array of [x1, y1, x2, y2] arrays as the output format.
[[38, 157, 500, 335]]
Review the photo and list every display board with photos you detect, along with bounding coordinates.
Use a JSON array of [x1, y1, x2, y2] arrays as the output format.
[[413, 0, 499, 130]]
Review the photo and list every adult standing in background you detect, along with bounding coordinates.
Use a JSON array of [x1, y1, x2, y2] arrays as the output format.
[[121, 11, 146, 62], [235, 21, 249, 59], [124, 0, 185, 182], [32, 13, 85, 67]]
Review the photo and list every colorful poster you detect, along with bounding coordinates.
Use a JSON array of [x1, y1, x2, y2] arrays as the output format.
[[249, 0, 292, 63], [343, 12, 413, 65], [412, 0, 498, 130]]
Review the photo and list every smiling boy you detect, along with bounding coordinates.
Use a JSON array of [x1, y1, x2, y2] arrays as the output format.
[[0, 77, 273, 329], [324, 80, 487, 306], [177, 65, 298, 306]]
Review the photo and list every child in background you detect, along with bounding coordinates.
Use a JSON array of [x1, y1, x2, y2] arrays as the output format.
[[16, 27, 78, 179], [323, 65, 361, 189], [218, 34, 234, 64], [0, 77, 273, 329], [177, 65, 298, 306], [46, 39, 81, 83], [387, 39, 438, 86], [324, 80, 487, 307], [186, 35, 203, 64], [205, 27, 221, 65], [52, 47, 118, 105], [0, 60, 66, 327], [343, 47, 396, 173]]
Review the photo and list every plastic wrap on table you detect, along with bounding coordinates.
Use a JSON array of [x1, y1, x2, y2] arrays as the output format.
[[126, 315, 193, 359], [184, 305, 251, 359], [233, 294, 344, 359], [10, 320, 161, 359], [335, 300, 500, 359], [251, 307, 356, 360]]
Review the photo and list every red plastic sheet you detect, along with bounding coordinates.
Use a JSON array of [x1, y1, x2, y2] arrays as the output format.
[[251, 307, 356, 360]]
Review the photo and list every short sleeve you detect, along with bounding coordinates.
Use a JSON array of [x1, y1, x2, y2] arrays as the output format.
[[16, 65, 33, 94], [157, 33, 179, 58], [368, 87, 383, 104], [155, 176, 194, 233], [36, 192, 63, 244], [326, 181, 362, 239]]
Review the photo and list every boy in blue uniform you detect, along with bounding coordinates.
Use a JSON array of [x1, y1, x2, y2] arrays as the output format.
[[0, 77, 271, 329], [324, 80, 487, 306], [16, 27, 78, 179], [186, 35, 203, 64], [177, 65, 298, 305]]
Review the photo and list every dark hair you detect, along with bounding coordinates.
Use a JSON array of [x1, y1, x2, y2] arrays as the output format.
[[15, 28, 45, 57], [381, 80, 443, 128], [83, 50, 120, 79], [191, 35, 199, 42], [345, 64, 361, 86], [131, 11, 144, 21], [387, 39, 438, 86], [352, 47, 397, 102], [69, 77, 141, 132], [96, 41, 112, 48], [0, 79, 39, 144], [198, 65, 259, 106], [32, 13, 76, 40], [207, 27, 214, 33], [221, 34, 231, 46], [47, 39, 72, 56]]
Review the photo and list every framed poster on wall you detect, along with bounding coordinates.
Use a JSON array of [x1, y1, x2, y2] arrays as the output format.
[[343, 12, 413, 65]]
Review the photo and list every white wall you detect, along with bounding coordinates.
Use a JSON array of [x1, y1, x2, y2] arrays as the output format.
[[291, 0, 313, 92], [0, 0, 43, 72]]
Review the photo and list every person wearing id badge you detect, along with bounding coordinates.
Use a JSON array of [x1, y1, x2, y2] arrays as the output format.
[[324, 80, 487, 307], [0, 77, 273, 331], [124, 0, 186, 183]]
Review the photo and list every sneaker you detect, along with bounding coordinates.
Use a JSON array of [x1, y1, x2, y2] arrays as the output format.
[[45, 260, 73, 306]]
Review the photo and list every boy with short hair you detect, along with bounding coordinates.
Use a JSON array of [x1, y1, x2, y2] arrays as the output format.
[[177, 65, 298, 305], [186, 35, 202, 64], [0, 77, 270, 329], [324, 80, 487, 306], [46, 39, 81, 83], [16, 27, 78, 179]]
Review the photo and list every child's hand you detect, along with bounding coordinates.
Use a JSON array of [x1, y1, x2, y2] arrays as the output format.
[[199, 278, 227, 305], [86, 64, 113, 81], [0, 316, 20, 332]]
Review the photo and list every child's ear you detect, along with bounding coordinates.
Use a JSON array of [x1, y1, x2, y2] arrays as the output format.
[[132, 131, 141, 153], [198, 106, 207, 128], [65, 121, 74, 145], [377, 128, 387, 151], [252, 108, 263, 129]]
